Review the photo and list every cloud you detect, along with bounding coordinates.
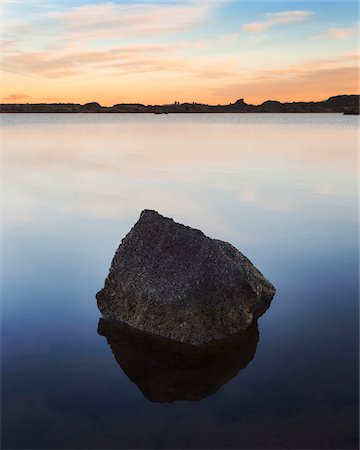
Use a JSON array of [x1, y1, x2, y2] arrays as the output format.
[[243, 10, 313, 33], [2, 51, 80, 78], [0, 39, 18, 53], [0, 0, 219, 83], [236, 189, 294, 212], [265, 53, 359, 75], [1, 45, 193, 78], [45, 1, 217, 39], [1, 1, 222, 81], [313, 26, 358, 40], [42, 96, 60, 101], [2, 93, 29, 102], [214, 33, 240, 44], [1, 2, 357, 105], [213, 54, 359, 104]]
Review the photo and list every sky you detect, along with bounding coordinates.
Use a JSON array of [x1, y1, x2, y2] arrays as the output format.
[[0, 0, 359, 105]]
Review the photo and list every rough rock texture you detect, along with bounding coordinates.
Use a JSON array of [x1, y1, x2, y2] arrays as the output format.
[[98, 318, 259, 402], [96, 210, 276, 345]]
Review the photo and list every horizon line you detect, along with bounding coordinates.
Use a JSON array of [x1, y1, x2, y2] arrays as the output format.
[[1, 93, 359, 108]]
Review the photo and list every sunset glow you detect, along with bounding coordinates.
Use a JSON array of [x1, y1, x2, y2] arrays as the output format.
[[1, 0, 359, 105]]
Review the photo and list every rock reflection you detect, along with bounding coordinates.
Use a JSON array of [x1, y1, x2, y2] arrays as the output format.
[[98, 319, 259, 402]]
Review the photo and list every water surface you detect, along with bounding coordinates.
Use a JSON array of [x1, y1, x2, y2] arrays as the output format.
[[1, 113, 358, 449]]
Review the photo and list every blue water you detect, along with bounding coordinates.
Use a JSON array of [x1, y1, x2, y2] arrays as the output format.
[[1, 113, 358, 449]]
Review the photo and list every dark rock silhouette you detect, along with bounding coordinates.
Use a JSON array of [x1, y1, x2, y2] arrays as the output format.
[[96, 210, 275, 345], [82, 102, 102, 111], [1, 94, 359, 113], [344, 104, 359, 115], [98, 318, 259, 402]]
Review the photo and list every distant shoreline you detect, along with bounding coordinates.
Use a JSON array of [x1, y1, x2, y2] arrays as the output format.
[[1, 94, 359, 114]]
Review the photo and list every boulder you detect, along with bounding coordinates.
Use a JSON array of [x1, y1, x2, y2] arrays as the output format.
[[96, 210, 276, 345]]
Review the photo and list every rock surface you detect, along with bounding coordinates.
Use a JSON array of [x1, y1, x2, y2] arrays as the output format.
[[98, 318, 259, 402], [96, 210, 276, 345]]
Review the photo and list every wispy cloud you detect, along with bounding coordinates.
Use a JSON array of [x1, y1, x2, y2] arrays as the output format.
[[213, 54, 359, 104], [1, 42, 210, 78], [2, 51, 79, 78], [45, 1, 217, 39], [1, 1, 222, 80], [0, 39, 18, 52], [237, 189, 294, 212], [1, 1, 358, 105], [243, 10, 313, 33], [2, 93, 30, 102], [265, 53, 358, 74], [42, 96, 60, 102], [1, 1, 219, 64], [313, 26, 358, 40]]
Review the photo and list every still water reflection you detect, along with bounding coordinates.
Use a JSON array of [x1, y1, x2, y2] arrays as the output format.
[[1, 113, 358, 449], [98, 319, 259, 403]]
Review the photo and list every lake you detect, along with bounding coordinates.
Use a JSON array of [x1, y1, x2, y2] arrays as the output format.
[[1, 113, 358, 449]]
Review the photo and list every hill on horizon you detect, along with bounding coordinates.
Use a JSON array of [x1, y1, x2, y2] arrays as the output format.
[[1, 94, 359, 114]]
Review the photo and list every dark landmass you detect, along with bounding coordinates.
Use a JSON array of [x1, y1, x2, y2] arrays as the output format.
[[97, 210, 275, 345], [1, 94, 359, 113], [98, 318, 259, 402]]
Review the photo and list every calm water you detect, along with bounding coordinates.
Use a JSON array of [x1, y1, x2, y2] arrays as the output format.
[[1, 113, 358, 449]]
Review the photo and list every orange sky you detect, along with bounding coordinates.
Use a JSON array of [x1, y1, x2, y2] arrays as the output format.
[[1, 1, 359, 105]]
